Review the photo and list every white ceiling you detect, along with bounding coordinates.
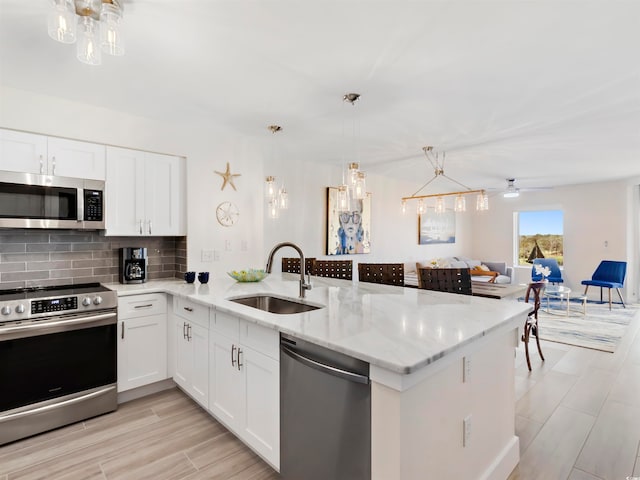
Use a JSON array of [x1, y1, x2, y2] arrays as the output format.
[[1, 1, 639, 192]]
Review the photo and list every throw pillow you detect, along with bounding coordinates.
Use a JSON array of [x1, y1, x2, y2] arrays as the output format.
[[478, 264, 491, 271]]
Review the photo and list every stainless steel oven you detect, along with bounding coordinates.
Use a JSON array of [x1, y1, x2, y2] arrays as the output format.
[[0, 170, 105, 229], [0, 283, 117, 445]]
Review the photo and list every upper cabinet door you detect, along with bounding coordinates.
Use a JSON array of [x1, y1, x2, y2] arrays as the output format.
[[0, 129, 47, 174], [144, 152, 184, 236], [47, 137, 106, 180], [105, 146, 146, 236]]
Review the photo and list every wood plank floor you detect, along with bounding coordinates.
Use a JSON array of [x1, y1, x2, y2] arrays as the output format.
[[1, 308, 639, 480]]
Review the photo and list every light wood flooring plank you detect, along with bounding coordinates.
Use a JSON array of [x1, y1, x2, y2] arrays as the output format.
[[104, 452, 197, 480], [607, 363, 640, 408], [182, 449, 264, 480], [514, 405, 595, 480], [575, 400, 640, 480], [184, 431, 247, 470], [551, 345, 602, 376], [515, 415, 543, 455], [514, 375, 537, 402], [515, 343, 568, 380], [561, 367, 617, 416], [567, 468, 603, 480], [516, 370, 579, 423], [46, 463, 106, 480]]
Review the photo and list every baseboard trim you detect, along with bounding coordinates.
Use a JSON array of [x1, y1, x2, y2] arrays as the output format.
[[117, 379, 176, 404], [480, 435, 520, 480]]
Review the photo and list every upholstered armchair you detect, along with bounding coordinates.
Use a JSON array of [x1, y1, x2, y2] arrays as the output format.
[[581, 260, 627, 309], [531, 258, 563, 284]]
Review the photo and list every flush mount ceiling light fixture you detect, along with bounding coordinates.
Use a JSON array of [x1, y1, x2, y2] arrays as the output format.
[[265, 125, 289, 220], [48, 0, 124, 66], [401, 146, 488, 215]]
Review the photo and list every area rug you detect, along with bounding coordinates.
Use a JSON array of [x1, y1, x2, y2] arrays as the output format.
[[534, 299, 638, 353]]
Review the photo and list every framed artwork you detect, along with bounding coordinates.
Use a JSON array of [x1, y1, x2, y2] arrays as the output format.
[[326, 187, 371, 255], [419, 210, 456, 244]]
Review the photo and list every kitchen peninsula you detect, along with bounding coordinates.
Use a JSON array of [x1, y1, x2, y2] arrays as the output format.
[[111, 273, 531, 480]]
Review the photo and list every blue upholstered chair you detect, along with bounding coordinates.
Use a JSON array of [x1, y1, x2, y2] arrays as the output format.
[[581, 260, 627, 310], [531, 258, 563, 284]]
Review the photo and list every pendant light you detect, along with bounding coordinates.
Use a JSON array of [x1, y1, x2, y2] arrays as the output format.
[[265, 125, 289, 219]]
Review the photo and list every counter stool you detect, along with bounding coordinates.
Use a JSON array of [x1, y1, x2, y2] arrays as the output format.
[[523, 281, 545, 371]]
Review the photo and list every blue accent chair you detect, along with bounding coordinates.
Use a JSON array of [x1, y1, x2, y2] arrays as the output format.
[[581, 260, 627, 310], [531, 258, 563, 284]]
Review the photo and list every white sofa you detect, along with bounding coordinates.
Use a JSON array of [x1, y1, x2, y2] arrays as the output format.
[[404, 257, 514, 288]]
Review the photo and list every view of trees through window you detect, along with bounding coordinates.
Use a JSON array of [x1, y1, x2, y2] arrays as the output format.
[[518, 210, 564, 266]]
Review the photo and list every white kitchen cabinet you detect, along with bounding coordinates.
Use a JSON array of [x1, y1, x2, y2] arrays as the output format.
[[173, 297, 209, 408], [105, 146, 185, 236], [0, 129, 105, 180], [117, 293, 168, 392], [209, 310, 280, 468]]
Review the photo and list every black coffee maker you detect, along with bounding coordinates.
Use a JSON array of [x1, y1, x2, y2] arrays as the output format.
[[119, 247, 147, 284]]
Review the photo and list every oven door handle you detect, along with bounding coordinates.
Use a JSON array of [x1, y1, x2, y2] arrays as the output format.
[[0, 385, 116, 424], [0, 311, 117, 341]]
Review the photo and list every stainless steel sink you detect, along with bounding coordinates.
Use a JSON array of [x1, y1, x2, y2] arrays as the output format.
[[228, 294, 323, 314]]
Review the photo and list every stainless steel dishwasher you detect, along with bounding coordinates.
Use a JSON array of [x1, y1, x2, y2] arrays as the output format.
[[280, 333, 371, 480]]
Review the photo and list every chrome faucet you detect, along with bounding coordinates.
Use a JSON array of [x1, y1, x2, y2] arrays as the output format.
[[265, 242, 312, 298]]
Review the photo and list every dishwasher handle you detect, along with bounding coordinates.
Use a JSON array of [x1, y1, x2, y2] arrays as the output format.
[[281, 344, 369, 385]]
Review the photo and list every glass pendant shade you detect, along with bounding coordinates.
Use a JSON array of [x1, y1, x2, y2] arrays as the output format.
[[100, 3, 124, 56], [48, 0, 77, 44], [278, 187, 289, 210], [417, 199, 426, 215], [354, 172, 366, 200], [77, 16, 101, 65], [337, 185, 349, 212], [401, 199, 407, 215], [434, 196, 445, 214], [267, 199, 279, 219], [454, 194, 466, 212], [348, 163, 359, 187], [265, 176, 276, 199], [476, 192, 489, 211]]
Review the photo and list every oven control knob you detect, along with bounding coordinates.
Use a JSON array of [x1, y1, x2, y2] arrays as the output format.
[[15, 304, 26, 314], [82, 297, 92, 307], [1, 306, 11, 315], [93, 296, 103, 306]]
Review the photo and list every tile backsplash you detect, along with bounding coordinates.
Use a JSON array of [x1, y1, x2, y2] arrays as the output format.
[[0, 229, 187, 289]]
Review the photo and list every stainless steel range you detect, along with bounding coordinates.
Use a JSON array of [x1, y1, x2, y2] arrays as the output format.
[[0, 283, 118, 445]]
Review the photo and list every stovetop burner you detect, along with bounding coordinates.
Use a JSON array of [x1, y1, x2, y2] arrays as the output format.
[[0, 283, 111, 301]]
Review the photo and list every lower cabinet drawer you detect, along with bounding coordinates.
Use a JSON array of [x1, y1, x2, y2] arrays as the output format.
[[118, 293, 167, 319], [174, 297, 209, 328]]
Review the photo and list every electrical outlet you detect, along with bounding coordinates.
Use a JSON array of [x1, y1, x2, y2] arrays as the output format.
[[213, 250, 220, 261], [463, 415, 472, 447], [201, 249, 214, 262], [463, 356, 471, 382], [225, 240, 232, 251]]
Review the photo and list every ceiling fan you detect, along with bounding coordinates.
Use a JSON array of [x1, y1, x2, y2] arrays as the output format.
[[492, 178, 552, 198]]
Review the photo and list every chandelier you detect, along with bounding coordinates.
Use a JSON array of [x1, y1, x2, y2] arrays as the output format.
[[402, 146, 488, 215], [264, 125, 289, 219], [336, 93, 367, 212], [48, 0, 124, 66]]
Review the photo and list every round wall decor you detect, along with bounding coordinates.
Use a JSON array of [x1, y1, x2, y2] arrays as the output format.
[[216, 201, 239, 227]]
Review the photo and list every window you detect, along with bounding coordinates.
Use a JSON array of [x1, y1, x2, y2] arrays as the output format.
[[517, 210, 564, 266]]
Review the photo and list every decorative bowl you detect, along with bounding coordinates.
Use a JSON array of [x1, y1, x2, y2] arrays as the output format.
[[227, 269, 268, 282]]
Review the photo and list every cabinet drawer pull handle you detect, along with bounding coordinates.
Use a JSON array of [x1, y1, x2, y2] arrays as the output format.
[[187, 324, 192, 341], [134, 304, 153, 309], [52, 156, 56, 175], [139, 220, 143, 235], [183, 307, 193, 312], [39, 155, 44, 174], [183, 322, 187, 339], [121, 321, 125, 339], [237, 348, 243, 371], [148, 221, 152, 235], [231, 344, 237, 366]]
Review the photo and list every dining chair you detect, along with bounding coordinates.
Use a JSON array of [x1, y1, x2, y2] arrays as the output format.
[[580, 260, 627, 310], [417, 268, 472, 295], [522, 281, 546, 371], [358, 263, 404, 286], [313, 260, 353, 280], [531, 258, 563, 284], [281, 257, 316, 275]]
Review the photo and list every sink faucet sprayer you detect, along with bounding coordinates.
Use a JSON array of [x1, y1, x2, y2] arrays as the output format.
[[265, 242, 312, 299]]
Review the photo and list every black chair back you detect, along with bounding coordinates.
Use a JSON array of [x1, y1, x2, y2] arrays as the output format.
[[358, 263, 404, 286], [418, 268, 472, 295], [314, 260, 353, 280]]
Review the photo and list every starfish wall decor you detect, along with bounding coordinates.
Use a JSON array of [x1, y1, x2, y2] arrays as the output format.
[[215, 162, 241, 191]]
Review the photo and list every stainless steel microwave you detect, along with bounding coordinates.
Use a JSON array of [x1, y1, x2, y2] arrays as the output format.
[[0, 170, 105, 229]]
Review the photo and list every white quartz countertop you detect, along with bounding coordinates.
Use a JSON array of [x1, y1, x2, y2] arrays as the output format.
[[106, 274, 530, 375]]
